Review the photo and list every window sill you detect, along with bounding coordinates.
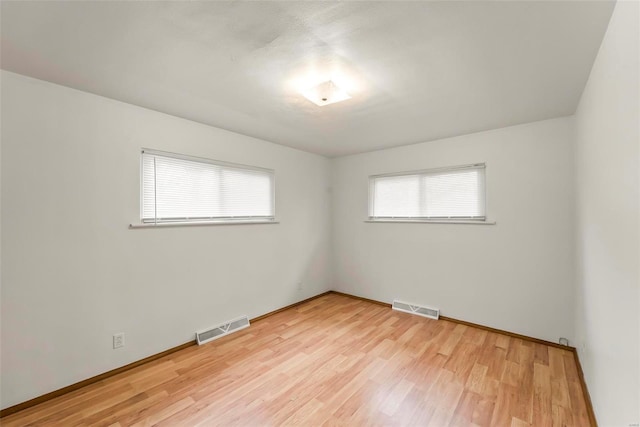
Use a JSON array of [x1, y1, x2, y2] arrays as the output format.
[[365, 219, 496, 225], [129, 220, 279, 229]]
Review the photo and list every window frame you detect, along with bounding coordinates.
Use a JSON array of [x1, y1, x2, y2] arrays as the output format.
[[367, 163, 489, 223], [138, 148, 276, 226]]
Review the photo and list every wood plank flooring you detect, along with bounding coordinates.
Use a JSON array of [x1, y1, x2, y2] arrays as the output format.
[[2, 293, 591, 426]]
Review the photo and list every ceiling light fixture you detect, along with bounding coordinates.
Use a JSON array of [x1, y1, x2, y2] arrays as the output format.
[[301, 80, 351, 107]]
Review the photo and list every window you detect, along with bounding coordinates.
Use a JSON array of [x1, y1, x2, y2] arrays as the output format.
[[369, 164, 486, 221], [141, 149, 275, 224]]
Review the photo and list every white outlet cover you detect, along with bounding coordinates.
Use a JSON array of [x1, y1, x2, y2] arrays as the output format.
[[113, 333, 125, 349]]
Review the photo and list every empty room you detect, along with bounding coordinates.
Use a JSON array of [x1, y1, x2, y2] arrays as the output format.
[[1, 1, 638, 426]]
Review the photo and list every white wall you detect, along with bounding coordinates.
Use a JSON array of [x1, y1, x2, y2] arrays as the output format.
[[331, 117, 575, 344], [2, 5, 638, 419], [0, 71, 332, 409], [574, 1, 640, 425]]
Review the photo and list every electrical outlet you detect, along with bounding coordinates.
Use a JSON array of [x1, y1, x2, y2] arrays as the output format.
[[113, 333, 125, 349]]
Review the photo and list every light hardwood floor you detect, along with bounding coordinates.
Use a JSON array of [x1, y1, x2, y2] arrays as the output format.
[[2, 293, 591, 426]]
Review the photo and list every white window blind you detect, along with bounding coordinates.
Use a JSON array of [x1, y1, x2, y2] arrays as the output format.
[[141, 150, 275, 224], [369, 164, 486, 221]]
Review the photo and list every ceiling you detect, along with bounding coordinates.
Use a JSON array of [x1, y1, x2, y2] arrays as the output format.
[[1, 1, 615, 157]]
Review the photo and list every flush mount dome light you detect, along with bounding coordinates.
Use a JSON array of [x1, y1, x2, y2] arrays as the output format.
[[301, 80, 351, 106]]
